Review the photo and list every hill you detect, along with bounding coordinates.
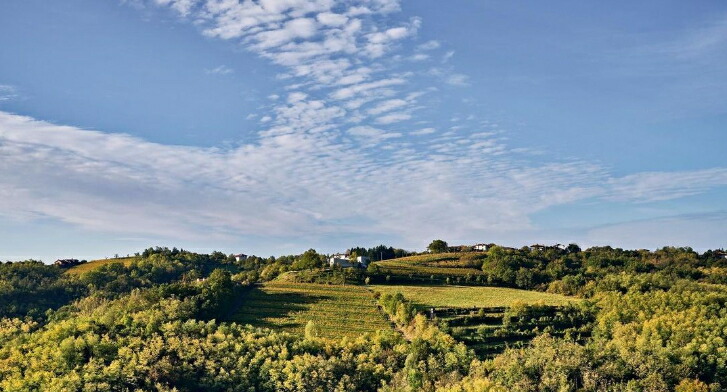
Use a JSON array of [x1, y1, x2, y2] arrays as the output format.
[[64, 257, 137, 275], [228, 281, 393, 339], [369, 252, 486, 283], [371, 284, 576, 308]]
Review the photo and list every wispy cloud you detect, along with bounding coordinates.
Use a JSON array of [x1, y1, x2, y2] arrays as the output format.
[[0, 0, 726, 252], [205, 65, 234, 75], [662, 13, 727, 58], [0, 85, 19, 102], [445, 73, 469, 86]]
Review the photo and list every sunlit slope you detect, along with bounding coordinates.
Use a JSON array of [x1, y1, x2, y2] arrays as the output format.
[[229, 281, 393, 339]]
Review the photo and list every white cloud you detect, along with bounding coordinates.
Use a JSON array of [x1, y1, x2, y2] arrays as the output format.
[[4, 0, 722, 254], [317, 12, 348, 27], [446, 73, 469, 86], [411, 127, 436, 135], [3, 110, 727, 249], [409, 53, 429, 61], [442, 50, 455, 63], [375, 112, 411, 124], [0, 85, 19, 102], [205, 65, 234, 75], [417, 40, 440, 51], [367, 99, 408, 115]]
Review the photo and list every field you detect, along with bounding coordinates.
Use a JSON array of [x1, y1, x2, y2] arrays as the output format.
[[229, 281, 393, 339], [371, 284, 576, 308], [372, 284, 586, 357], [371, 253, 486, 282], [65, 257, 137, 275]]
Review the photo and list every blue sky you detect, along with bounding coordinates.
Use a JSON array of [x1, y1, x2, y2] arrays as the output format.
[[1, 0, 726, 261]]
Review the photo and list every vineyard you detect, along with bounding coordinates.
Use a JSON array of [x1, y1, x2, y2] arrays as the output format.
[[370, 253, 486, 283], [371, 284, 576, 308], [438, 304, 593, 357], [65, 257, 137, 275], [229, 281, 393, 339], [371, 284, 585, 357]]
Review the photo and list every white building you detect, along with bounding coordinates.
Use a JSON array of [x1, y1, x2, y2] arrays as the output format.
[[473, 243, 491, 251], [233, 253, 248, 262], [329, 254, 370, 268]]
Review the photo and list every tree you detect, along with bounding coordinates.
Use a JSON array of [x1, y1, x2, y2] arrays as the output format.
[[291, 249, 322, 270], [304, 320, 320, 339], [566, 243, 582, 254], [428, 239, 448, 253]]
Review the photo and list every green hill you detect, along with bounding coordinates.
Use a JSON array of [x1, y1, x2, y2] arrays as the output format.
[[228, 281, 393, 339], [64, 257, 137, 275]]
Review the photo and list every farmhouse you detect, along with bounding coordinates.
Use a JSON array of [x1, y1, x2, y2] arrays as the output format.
[[233, 253, 248, 262], [473, 243, 493, 251], [54, 259, 83, 268], [714, 250, 727, 259], [329, 253, 370, 268]]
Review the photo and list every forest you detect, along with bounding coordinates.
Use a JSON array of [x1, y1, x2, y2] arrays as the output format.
[[1, 244, 727, 391]]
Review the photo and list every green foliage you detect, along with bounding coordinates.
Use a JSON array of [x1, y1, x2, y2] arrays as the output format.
[[379, 292, 415, 326], [291, 248, 323, 270], [3, 244, 727, 391], [348, 244, 412, 261], [230, 282, 391, 339], [0, 260, 85, 319], [428, 239, 449, 253], [304, 320, 320, 339]]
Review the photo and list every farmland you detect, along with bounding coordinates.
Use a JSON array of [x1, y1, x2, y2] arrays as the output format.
[[370, 252, 486, 283], [64, 257, 137, 275], [371, 284, 577, 308], [372, 284, 586, 357], [229, 281, 393, 339]]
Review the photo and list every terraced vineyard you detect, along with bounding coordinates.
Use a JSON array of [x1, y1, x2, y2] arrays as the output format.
[[229, 282, 393, 339], [372, 284, 576, 308], [371, 253, 485, 283], [372, 284, 588, 357], [438, 305, 593, 357]]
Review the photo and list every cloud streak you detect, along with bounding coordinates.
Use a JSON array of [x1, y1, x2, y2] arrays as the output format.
[[1, 0, 726, 252]]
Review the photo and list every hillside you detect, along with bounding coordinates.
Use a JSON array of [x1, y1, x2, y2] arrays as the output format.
[[3, 245, 727, 390], [228, 281, 392, 339], [369, 252, 486, 283], [371, 284, 576, 308], [64, 257, 137, 275]]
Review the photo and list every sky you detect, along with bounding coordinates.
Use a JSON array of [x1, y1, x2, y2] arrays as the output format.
[[1, 0, 726, 262]]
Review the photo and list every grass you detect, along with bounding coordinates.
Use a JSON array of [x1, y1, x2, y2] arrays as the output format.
[[372, 284, 585, 358], [65, 257, 136, 275], [372, 253, 486, 280], [229, 281, 393, 339], [371, 284, 577, 308]]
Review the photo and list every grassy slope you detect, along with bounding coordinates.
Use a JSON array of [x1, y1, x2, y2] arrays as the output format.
[[65, 257, 136, 275], [371, 284, 577, 308], [372, 253, 485, 279], [230, 281, 393, 339]]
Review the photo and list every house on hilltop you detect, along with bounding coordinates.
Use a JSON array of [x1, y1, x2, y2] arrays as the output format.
[[54, 259, 83, 268], [233, 253, 248, 262], [329, 253, 370, 268], [473, 243, 494, 251]]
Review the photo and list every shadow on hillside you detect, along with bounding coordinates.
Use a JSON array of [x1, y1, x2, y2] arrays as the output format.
[[223, 286, 326, 329]]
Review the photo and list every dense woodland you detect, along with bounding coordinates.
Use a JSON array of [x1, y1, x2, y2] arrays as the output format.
[[1, 244, 727, 391]]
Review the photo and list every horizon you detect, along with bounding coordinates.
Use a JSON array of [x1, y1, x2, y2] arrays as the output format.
[[2, 1, 727, 262]]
